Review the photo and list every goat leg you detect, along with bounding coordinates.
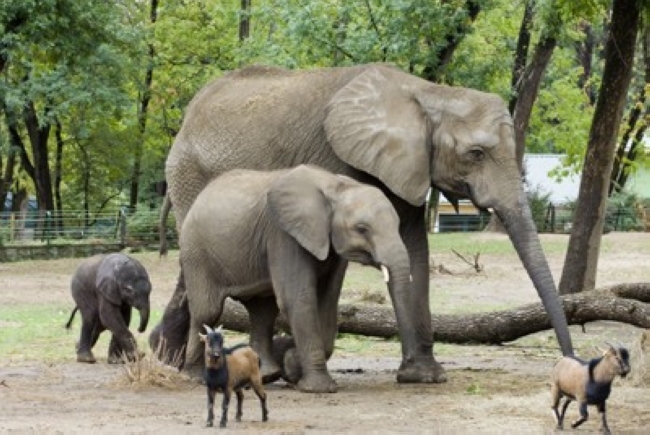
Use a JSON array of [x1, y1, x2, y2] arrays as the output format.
[[235, 389, 244, 422], [571, 402, 589, 429], [597, 402, 611, 435], [220, 390, 231, 428], [557, 397, 572, 429], [206, 389, 215, 427]]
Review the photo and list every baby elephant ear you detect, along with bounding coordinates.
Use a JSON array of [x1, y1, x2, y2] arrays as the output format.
[[268, 165, 333, 261], [96, 257, 123, 305]]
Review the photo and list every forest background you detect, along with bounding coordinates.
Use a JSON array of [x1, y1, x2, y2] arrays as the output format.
[[1, 0, 648, 253]]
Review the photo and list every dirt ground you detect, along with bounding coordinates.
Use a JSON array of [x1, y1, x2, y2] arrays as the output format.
[[1, 232, 649, 434]]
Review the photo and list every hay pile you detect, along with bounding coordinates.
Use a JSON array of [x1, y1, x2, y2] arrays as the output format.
[[113, 343, 191, 389]]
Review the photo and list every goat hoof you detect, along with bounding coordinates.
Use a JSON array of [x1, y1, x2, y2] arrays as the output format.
[[76, 352, 96, 364], [206, 421, 213, 427], [396, 357, 447, 384]]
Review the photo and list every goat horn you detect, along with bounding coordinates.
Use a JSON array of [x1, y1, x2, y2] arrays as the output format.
[[203, 324, 213, 334]]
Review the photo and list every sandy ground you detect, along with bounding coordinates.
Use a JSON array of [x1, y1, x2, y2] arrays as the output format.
[[1, 232, 649, 434]]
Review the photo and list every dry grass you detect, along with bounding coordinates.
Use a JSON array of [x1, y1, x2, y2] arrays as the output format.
[[114, 340, 191, 389]]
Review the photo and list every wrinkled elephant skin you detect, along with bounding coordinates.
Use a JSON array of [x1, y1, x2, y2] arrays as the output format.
[[154, 63, 574, 387]]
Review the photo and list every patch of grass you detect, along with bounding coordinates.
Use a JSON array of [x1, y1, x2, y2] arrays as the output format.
[[427, 232, 569, 256], [465, 383, 484, 395], [0, 304, 163, 364]]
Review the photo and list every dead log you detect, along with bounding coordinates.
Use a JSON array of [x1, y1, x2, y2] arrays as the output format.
[[220, 282, 650, 345]]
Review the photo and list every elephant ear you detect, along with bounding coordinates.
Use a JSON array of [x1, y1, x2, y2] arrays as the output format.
[[268, 166, 332, 261], [96, 256, 123, 305], [324, 66, 431, 206]]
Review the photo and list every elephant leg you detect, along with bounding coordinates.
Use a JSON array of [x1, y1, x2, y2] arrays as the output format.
[[77, 309, 100, 363], [149, 268, 190, 368], [396, 211, 446, 384], [318, 258, 347, 360], [242, 296, 281, 383], [269, 240, 336, 393], [99, 302, 137, 364], [184, 264, 225, 379], [108, 305, 142, 363]]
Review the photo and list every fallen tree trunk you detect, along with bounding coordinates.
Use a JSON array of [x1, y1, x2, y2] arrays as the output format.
[[221, 283, 650, 345]]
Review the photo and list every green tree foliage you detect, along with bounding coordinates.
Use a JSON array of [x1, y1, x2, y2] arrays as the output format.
[[0, 0, 144, 214], [1, 0, 647, 220]]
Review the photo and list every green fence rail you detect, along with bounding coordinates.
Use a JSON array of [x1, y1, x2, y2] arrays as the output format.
[[0, 208, 176, 248]]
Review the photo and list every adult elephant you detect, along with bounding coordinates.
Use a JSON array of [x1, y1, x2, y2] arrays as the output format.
[[152, 63, 574, 385]]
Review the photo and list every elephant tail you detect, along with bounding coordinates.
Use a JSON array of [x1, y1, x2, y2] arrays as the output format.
[[65, 307, 78, 329], [159, 193, 172, 257]]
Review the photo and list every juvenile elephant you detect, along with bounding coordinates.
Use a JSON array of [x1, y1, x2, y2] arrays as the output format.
[[180, 165, 409, 392], [154, 63, 574, 385], [65, 253, 152, 364]]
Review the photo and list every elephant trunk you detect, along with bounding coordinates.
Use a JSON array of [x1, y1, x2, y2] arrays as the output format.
[[376, 244, 416, 358], [496, 190, 574, 356], [137, 303, 150, 333]]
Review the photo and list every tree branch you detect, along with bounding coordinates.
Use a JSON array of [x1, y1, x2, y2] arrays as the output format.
[[218, 283, 650, 345]]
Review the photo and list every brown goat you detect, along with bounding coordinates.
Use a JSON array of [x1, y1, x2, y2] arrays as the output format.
[[199, 325, 268, 428], [550, 345, 630, 434]]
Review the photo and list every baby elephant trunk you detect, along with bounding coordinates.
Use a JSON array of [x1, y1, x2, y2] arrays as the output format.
[[137, 304, 150, 333]]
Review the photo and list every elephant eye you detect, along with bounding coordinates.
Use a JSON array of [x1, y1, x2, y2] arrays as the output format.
[[355, 224, 369, 236], [468, 148, 485, 162]]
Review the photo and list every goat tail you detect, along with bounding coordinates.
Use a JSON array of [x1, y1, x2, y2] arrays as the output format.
[[65, 307, 78, 329]]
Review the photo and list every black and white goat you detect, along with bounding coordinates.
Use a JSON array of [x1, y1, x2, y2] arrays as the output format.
[[199, 325, 269, 428], [550, 344, 630, 434]]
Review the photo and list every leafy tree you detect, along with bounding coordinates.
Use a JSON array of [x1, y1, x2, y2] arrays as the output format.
[[0, 0, 143, 219], [559, 0, 642, 295]]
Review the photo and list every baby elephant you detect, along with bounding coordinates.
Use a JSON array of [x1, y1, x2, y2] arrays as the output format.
[[181, 164, 411, 393], [65, 253, 152, 364], [200, 325, 268, 428], [550, 344, 630, 434]]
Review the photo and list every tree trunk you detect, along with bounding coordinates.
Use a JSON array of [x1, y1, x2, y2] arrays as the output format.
[[575, 21, 597, 106], [486, 3, 557, 232], [508, 0, 534, 114], [559, 0, 640, 295], [610, 25, 649, 195], [53, 118, 64, 234], [130, 0, 159, 210], [239, 0, 251, 41], [218, 283, 650, 345], [23, 101, 54, 214], [421, 1, 481, 81]]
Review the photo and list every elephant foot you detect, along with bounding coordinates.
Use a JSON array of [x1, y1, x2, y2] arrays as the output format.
[[76, 350, 96, 364], [396, 356, 447, 384], [281, 348, 302, 385], [297, 372, 337, 393]]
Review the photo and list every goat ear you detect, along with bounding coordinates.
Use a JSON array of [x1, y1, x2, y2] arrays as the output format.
[[203, 324, 213, 334], [604, 342, 617, 354], [215, 325, 223, 333], [198, 333, 207, 342]]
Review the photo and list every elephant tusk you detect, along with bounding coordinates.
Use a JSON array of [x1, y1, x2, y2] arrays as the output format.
[[487, 207, 495, 214], [381, 265, 390, 283], [410, 274, 413, 283]]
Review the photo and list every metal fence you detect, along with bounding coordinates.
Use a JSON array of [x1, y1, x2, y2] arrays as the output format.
[[434, 205, 649, 233], [0, 208, 175, 247], [1, 204, 647, 246]]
